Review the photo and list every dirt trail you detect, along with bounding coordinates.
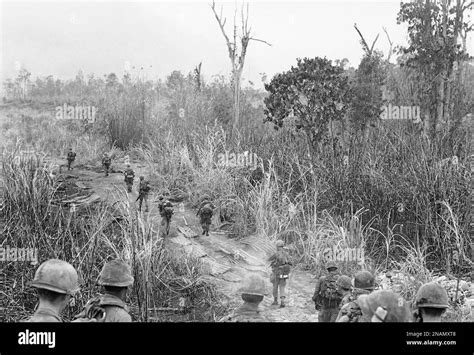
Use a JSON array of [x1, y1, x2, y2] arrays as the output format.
[[52, 158, 319, 322]]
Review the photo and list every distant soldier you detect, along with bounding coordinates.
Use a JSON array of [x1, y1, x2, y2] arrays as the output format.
[[158, 196, 174, 236], [220, 275, 269, 322], [312, 261, 342, 322], [102, 153, 112, 177], [24, 259, 80, 322], [196, 198, 215, 236], [66, 148, 76, 171], [123, 164, 135, 193], [358, 290, 412, 322], [74, 259, 134, 322], [136, 176, 151, 212], [412, 282, 449, 323], [336, 270, 375, 322], [268, 239, 292, 308]]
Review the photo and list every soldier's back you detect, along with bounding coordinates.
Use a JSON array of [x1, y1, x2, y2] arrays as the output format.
[[24, 308, 62, 322]]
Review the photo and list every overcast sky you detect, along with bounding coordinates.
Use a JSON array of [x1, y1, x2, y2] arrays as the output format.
[[1, 0, 470, 92]]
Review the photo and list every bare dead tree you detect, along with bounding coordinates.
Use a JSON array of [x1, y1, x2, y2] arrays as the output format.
[[354, 23, 379, 57], [382, 27, 393, 62], [211, 1, 271, 134]]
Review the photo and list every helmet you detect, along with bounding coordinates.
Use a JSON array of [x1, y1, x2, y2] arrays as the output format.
[[326, 261, 338, 270], [336, 275, 352, 290], [239, 274, 266, 297], [354, 271, 375, 290], [358, 290, 412, 322], [30, 259, 80, 295], [414, 282, 449, 309], [276, 240, 284, 248], [98, 259, 134, 287], [139, 176, 144, 180]]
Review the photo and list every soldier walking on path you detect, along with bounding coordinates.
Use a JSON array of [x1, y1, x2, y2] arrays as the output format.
[[268, 239, 292, 308], [158, 196, 174, 236], [312, 261, 342, 322], [123, 164, 135, 193], [66, 148, 76, 171], [74, 259, 134, 322], [136, 176, 151, 212], [102, 153, 111, 177], [196, 198, 215, 236]]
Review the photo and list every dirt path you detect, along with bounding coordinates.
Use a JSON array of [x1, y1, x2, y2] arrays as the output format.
[[51, 158, 319, 322]]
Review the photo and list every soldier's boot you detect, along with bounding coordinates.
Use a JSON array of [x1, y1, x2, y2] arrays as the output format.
[[272, 297, 278, 306], [280, 296, 286, 308]]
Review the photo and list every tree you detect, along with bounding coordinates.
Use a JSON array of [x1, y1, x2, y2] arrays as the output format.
[[397, 0, 473, 138], [211, 1, 271, 135], [264, 57, 350, 157]]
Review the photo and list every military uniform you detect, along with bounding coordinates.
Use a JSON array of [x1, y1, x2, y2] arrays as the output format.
[[137, 178, 151, 212], [75, 294, 132, 322], [25, 306, 62, 322], [269, 240, 292, 307], [336, 288, 371, 322], [313, 272, 342, 322], [124, 167, 135, 193], [159, 199, 173, 236], [67, 150, 76, 170], [197, 201, 215, 236], [102, 155, 111, 176]]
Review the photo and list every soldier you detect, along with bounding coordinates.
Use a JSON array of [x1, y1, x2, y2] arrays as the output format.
[[220, 274, 269, 322], [196, 198, 215, 236], [336, 270, 375, 322], [74, 259, 134, 322], [336, 275, 353, 309], [123, 164, 135, 193], [24, 259, 80, 322], [136, 176, 151, 212], [312, 261, 342, 322], [412, 282, 449, 323], [66, 148, 76, 171], [358, 290, 412, 322], [158, 196, 174, 236], [102, 153, 112, 177], [268, 239, 292, 308]]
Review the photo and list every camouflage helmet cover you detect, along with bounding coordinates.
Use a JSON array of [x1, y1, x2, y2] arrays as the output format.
[[99, 259, 134, 287], [276, 240, 285, 248], [30, 259, 80, 295], [358, 290, 412, 322], [336, 275, 352, 290], [414, 282, 449, 309], [354, 271, 375, 290]]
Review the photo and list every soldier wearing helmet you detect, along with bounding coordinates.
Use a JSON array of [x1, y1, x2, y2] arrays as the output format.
[[336, 275, 352, 308], [123, 164, 135, 193], [102, 152, 112, 177], [413, 282, 449, 323], [136, 176, 151, 212], [268, 239, 292, 308], [196, 197, 215, 236], [312, 261, 342, 322], [25, 259, 80, 322], [158, 195, 174, 237], [66, 148, 76, 171], [358, 290, 412, 322], [221, 274, 270, 322], [75, 259, 134, 322], [336, 270, 375, 322]]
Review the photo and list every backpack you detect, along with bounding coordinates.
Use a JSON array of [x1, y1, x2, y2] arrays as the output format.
[[74, 296, 106, 321], [276, 264, 291, 279], [320, 274, 340, 301], [163, 205, 174, 218], [124, 170, 134, 181], [68, 152, 76, 160], [139, 181, 150, 193], [200, 205, 213, 218]]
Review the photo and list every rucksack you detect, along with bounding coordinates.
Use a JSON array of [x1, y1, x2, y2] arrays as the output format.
[[320, 274, 340, 301], [201, 205, 213, 218], [68, 152, 76, 160], [139, 182, 150, 193], [74, 297, 106, 321], [163, 206, 174, 217]]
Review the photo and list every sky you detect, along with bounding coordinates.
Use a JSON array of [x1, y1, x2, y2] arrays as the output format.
[[0, 0, 470, 92]]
